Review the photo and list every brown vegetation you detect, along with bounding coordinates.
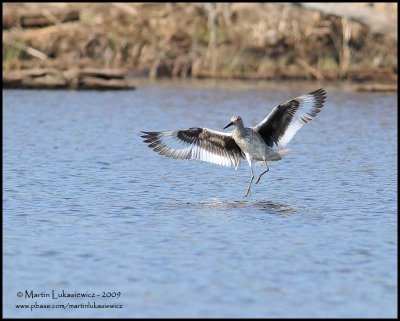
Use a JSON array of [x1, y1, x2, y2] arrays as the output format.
[[2, 3, 397, 89]]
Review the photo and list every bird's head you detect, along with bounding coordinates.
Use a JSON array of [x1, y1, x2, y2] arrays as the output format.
[[223, 115, 243, 129]]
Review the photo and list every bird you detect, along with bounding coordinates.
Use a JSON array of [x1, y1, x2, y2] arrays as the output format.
[[141, 88, 327, 197]]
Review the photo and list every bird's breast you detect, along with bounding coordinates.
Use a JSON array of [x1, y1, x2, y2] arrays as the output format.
[[233, 129, 269, 158], [232, 130, 253, 152]]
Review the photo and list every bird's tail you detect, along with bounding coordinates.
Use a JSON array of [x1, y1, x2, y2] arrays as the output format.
[[276, 149, 290, 159], [255, 149, 290, 166]]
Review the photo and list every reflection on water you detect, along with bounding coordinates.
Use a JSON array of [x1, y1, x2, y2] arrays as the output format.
[[162, 198, 297, 214], [3, 83, 397, 318]]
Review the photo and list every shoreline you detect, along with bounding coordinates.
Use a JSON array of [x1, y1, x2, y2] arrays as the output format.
[[3, 71, 397, 93]]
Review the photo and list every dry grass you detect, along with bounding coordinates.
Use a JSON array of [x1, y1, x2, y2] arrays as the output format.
[[2, 3, 398, 81]]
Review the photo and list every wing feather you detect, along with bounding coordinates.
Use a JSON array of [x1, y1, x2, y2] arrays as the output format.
[[141, 128, 243, 169], [253, 88, 327, 148]]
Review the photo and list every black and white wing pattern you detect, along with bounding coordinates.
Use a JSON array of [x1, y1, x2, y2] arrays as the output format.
[[253, 88, 327, 148], [141, 128, 244, 169]]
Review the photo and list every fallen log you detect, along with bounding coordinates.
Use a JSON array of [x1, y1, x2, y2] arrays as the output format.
[[355, 84, 397, 92], [78, 69, 126, 80], [3, 9, 80, 29], [3, 70, 67, 89], [20, 75, 68, 89], [78, 76, 136, 90], [3, 68, 136, 90], [347, 67, 397, 82]]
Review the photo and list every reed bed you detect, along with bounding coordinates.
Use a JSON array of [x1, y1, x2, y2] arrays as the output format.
[[3, 3, 397, 83]]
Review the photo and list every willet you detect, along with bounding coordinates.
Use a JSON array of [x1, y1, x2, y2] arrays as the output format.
[[141, 88, 327, 197]]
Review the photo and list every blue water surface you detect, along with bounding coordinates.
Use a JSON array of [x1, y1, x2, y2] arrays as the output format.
[[3, 81, 397, 317]]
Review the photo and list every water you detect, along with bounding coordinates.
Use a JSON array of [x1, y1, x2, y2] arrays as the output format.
[[3, 81, 397, 317]]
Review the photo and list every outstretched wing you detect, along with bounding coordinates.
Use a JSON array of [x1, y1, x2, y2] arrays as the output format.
[[253, 88, 327, 148], [141, 128, 243, 169]]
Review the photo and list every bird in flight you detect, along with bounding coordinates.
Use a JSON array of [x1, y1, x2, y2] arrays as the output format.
[[141, 88, 327, 197]]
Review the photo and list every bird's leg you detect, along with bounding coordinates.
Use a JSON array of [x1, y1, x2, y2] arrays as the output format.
[[243, 166, 254, 198], [255, 160, 269, 184]]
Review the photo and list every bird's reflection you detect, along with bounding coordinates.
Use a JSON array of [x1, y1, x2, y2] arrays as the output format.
[[163, 198, 297, 215]]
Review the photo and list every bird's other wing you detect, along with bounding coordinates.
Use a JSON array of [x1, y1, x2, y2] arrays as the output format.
[[141, 128, 243, 169], [252, 88, 327, 148]]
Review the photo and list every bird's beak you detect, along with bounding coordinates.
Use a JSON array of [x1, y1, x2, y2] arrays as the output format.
[[223, 121, 233, 129]]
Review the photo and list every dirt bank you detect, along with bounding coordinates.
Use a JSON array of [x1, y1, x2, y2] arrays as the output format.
[[2, 3, 397, 89]]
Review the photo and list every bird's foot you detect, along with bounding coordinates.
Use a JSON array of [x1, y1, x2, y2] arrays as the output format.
[[255, 169, 269, 184]]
